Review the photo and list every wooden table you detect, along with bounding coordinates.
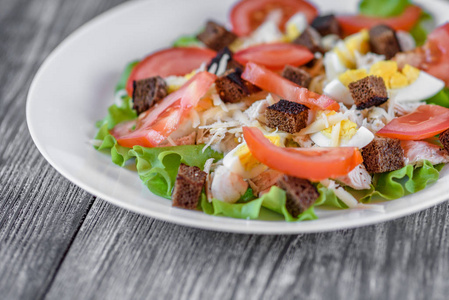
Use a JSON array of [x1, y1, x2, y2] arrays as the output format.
[[1, 0, 449, 299]]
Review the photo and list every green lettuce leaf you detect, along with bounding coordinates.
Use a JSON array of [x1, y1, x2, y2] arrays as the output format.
[[115, 60, 139, 93], [359, 160, 442, 202], [96, 96, 137, 130], [173, 35, 202, 47], [201, 186, 317, 221], [315, 184, 348, 209], [93, 124, 133, 167], [425, 88, 449, 108], [359, 0, 410, 17], [129, 145, 223, 199], [410, 11, 434, 46]]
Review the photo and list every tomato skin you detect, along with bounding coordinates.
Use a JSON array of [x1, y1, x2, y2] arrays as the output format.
[[336, 5, 422, 36], [234, 43, 314, 70], [424, 23, 449, 87], [241, 62, 340, 110], [114, 72, 217, 148], [243, 127, 363, 181], [230, 0, 318, 36], [126, 47, 216, 95], [377, 105, 449, 140]]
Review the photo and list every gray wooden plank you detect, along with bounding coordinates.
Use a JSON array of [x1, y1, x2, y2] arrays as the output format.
[[45, 199, 449, 300], [0, 0, 126, 299]]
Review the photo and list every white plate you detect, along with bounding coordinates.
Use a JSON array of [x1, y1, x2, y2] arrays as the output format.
[[27, 0, 449, 234]]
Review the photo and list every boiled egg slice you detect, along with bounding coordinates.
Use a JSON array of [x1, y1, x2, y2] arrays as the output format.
[[284, 12, 308, 42], [391, 69, 445, 102], [223, 134, 284, 179], [310, 119, 374, 148]]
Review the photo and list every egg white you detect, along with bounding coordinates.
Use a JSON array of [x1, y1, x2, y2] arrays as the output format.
[[391, 71, 445, 102], [223, 143, 268, 179], [310, 126, 374, 148], [323, 79, 354, 106]]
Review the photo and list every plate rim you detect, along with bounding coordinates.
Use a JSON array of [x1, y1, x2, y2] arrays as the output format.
[[26, 0, 449, 234]]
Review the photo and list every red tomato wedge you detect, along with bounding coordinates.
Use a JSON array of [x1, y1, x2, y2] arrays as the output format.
[[126, 47, 216, 95], [230, 0, 318, 36], [336, 5, 422, 36], [377, 105, 449, 140], [113, 71, 217, 148], [241, 62, 340, 110], [423, 23, 449, 87], [243, 127, 363, 181], [234, 43, 314, 70]]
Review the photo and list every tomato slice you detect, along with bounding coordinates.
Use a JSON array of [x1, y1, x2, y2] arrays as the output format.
[[241, 62, 340, 110], [376, 105, 449, 140], [114, 72, 217, 148], [423, 23, 449, 87], [230, 0, 318, 36], [243, 127, 363, 181], [126, 47, 216, 95], [234, 43, 314, 70], [336, 5, 422, 36]]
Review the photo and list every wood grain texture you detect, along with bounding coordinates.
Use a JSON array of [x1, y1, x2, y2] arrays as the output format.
[[0, 0, 125, 299], [45, 200, 449, 300], [1, 0, 449, 299]]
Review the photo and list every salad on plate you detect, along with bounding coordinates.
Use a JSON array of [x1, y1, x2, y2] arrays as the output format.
[[93, 0, 449, 222]]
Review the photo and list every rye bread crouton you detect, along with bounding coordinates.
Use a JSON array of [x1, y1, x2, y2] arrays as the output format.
[[311, 14, 342, 37], [132, 76, 168, 115], [197, 21, 237, 51], [266, 100, 309, 133], [439, 129, 449, 153], [369, 25, 401, 59], [207, 47, 243, 75], [172, 163, 207, 210], [281, 65, 312, 88], [348, 75, 388, 110], [277, 175, 319, 218], [293, 27, 323, 53], [215, 68, 260, 103], [362, 137, 405, 173]]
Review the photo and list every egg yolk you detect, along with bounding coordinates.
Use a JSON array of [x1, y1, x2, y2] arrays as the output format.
[[236, 135, 281, 171], [339, 69, 368, 87], [338, 61, 421, 90], [334, 29, 370, 69], [321, 119, 358, 141], [285, 23, 301, 42], [167, 70, 198, 93]]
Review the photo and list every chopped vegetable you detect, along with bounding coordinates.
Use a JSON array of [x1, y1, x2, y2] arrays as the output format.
[[126, 47, 216, 95], [234, 43, 314, 70], [377, 105, 449, 140], [241, 62, 340, 110], [242, 127, 363, 181], [337, 5, 422, 35]]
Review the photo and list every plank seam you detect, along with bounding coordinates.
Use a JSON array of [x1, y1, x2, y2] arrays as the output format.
[[38, 195, 97, 300]]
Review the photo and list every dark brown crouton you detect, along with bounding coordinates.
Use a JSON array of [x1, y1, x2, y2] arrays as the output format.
[[207, 47, 243, 75], [369, 25, 401, 59], [197, 21, 237, 51], [277, 175, 319, 218], [439, 129, 449, 153], [362, 137, 404, 173], [348, 75, 388, 110], [311, 14, 342, 37], [293, 27, 323, 53], [281, 65, 312, 88], [172, 163, 207, 210], [132, 76, 168, 115], [265, 100, 309, 133], [215, 68, 260, 103]]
